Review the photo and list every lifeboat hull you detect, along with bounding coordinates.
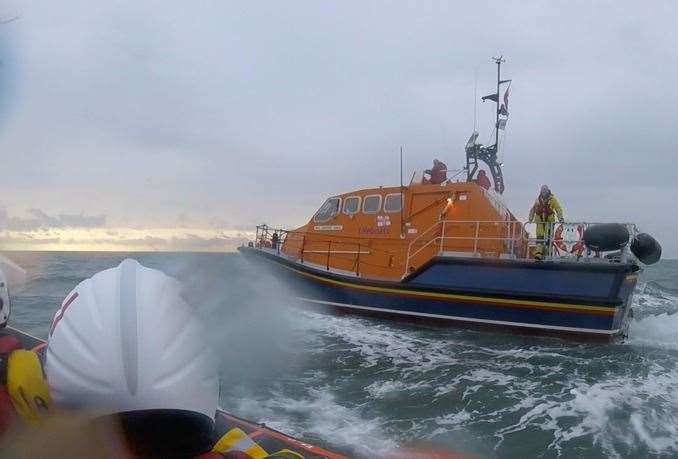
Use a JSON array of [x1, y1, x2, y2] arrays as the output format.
[[239, 246, 638, 342]]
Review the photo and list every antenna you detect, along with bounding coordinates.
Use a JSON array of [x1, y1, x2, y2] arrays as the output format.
[[400, 146, 405, 238], [473, 66, 478, 132], [466, 56, 510, 194], [492, 55, 504, 153]]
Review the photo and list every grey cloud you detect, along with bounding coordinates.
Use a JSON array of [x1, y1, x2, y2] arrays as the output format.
[[0, 207, 106, 230], [57, 213, 106, 227], [0, 1, 676, 255]]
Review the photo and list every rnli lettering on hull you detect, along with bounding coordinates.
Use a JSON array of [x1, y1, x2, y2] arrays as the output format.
[[314, 225, 343, 231], [359, 227, 389, 235]]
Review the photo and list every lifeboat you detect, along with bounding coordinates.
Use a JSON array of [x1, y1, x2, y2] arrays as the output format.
[[239, 58, 660, 341]]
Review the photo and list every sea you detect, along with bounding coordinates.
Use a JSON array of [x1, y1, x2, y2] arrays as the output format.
[[5, 251, 678, 459]]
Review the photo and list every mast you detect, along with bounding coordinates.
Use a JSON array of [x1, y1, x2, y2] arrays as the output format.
[[465, 56, 510, 194], [400, 146, 404, 238], [493, 56, 504, 153]]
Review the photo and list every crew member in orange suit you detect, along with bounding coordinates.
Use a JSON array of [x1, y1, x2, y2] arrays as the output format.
[[475, 170, 491, 190], [424, 159, 447, 184]]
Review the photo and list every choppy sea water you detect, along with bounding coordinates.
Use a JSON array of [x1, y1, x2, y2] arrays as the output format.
[[5, 251, 678, 458]]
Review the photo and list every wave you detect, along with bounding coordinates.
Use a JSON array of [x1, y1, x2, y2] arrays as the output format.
[[628, 312, 678, 351], [225, 387, 397, 459], [628, 279, 678, 350], [494, 365, 678, 458], [294, 301, 678, 458]]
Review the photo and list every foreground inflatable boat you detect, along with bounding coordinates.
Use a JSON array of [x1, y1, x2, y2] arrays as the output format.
[[1, 326, 349, 459]]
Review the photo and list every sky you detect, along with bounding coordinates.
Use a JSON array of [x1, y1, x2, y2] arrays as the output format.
[[0, 1, 676, 254]]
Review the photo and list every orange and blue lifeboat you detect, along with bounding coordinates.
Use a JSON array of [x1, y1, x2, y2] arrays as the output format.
[[239, 179, 659, 341]]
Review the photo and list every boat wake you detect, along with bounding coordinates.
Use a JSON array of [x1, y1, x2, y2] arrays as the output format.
[[228, 386, 398, 458], [269, 280, 678, 458], [628, 283, 678, 351]]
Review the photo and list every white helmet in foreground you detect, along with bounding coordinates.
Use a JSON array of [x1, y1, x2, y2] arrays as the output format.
[[45, 259, 218, 456], [0, 269, 9, 328], [0, 255, 27, 328]]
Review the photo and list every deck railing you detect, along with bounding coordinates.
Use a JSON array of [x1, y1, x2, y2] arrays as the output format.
[[403, 220, 639, 277], [253, 224, 376, 277], [252, 221, 639, 281]]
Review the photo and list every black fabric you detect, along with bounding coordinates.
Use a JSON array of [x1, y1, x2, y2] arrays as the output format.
[[101, 409, 214, 458]]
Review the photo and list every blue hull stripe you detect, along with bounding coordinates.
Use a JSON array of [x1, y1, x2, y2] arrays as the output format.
[[241, 248, 632, 335]]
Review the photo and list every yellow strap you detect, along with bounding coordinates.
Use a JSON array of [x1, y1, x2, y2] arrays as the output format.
[[212, 427, 269, 459], [6, 349, 52, 426], [266, 449, 305, 459]]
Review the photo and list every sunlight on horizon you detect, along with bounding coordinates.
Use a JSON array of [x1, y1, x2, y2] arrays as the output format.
[[0, 227, 254, 252]]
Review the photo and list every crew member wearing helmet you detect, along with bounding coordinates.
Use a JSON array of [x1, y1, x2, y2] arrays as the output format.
[[475, 170, 491, 190], [528, 185, 564, 260], [1, 260, 304, 458], [44, 258, 219, 457], [424, 159, 447, 185]]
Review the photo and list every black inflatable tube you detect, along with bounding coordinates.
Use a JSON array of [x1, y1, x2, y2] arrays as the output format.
[[583, 224, 630, 252]]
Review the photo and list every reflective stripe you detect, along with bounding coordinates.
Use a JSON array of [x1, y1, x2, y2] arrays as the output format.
[[267, 257, 615, 314], [297, 297, 620, 335], [212, 427, 269, 459]]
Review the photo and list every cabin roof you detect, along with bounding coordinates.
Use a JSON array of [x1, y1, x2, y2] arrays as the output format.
[[332, 181, 480, 199]]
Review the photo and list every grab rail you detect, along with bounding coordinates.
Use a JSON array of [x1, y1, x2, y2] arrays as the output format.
[[254, 224, 380, 277], [403, 220, 639, 277], [405, 220, 525, 275], [253, 221, 639, 281]]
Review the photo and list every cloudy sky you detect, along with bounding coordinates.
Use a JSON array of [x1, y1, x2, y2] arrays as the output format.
[[0, 1, 676, 254]]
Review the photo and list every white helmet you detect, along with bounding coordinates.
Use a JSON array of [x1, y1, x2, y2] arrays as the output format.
[[45, 259, 218, 455], [0, 255, 26, 328], [0, 269, 9, 328]]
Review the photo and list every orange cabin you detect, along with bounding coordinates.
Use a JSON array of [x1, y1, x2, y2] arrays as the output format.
[[274, 180, 528, 281]]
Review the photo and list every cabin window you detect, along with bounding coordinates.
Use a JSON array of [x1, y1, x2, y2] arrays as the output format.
[[314, 197, 341, 223], [362, 194, 382, 214], [384, 193, 403, 213], [342, 196, 361, 215]]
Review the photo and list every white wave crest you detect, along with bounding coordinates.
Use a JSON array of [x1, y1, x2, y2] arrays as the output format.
[[628, 312, 678, 351], [494, 367, 678, 457], [229, 387, 398, 458]]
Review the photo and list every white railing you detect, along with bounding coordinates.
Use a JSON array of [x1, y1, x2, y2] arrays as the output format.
[[403, 220, 638, 276], [405, 220, 526, 276], [524, 221, 638, 260]]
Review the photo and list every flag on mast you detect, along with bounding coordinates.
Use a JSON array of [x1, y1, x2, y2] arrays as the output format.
[[504, 85, 510, 111], [498, 84, 510, 116]]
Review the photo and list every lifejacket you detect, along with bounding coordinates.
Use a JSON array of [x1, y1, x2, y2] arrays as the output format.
[[535, 195, 555, 217], [476, 174, 491, 190]]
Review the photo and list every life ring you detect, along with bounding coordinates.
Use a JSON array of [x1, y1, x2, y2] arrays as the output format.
[[552, 224, 585, 256]]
